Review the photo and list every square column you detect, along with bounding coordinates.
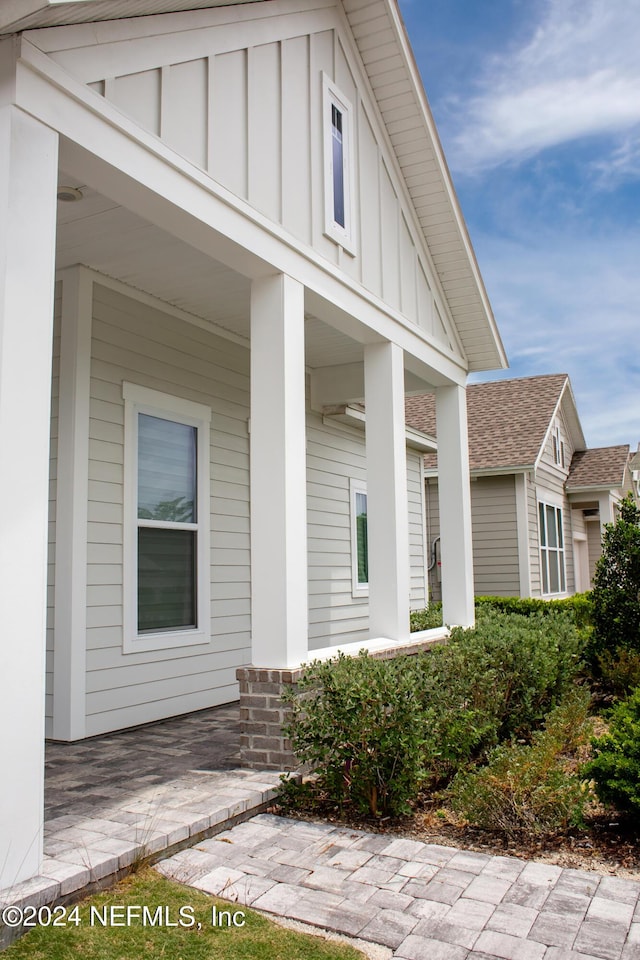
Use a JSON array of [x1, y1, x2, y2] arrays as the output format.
[[364, 341, 410, 641], [436, 383, 475, 628], [249, 274, 308, 668], [0, 105, 58, 886]]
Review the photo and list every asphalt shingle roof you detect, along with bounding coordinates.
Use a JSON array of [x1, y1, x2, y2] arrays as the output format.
[[405, 373, 569, 472], [567, 445, 630, 490]]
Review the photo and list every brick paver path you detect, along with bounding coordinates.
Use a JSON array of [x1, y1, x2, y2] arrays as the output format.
[[158, 814, 640, 960]]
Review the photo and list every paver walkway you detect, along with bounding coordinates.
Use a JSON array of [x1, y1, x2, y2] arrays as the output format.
[[1, 705, 282, 924], [158, 813, 640, 960]]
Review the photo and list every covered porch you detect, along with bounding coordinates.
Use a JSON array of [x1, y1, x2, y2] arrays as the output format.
[[1, 35, 477, 891]]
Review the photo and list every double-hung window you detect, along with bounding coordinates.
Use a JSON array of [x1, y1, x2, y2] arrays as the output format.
[[123, 383, 211, 652], [539, 501, 566, 596], [323, 75, 356, 253], [350, 479, 368, 596]]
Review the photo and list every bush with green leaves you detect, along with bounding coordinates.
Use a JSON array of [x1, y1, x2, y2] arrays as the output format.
[[588, 493, 640, 677], [281, 652, 429, 817], [475, 594, 593, 631], [583, 685, 640, 814], [417, 607, 586, 783], [410, 603, 443, 631], [447, 687, 593, 837]]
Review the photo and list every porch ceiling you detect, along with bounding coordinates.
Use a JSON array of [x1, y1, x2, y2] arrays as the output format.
[[56, 175, 366, 369]]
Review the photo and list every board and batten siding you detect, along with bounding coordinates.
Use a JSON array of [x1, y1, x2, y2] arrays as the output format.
[[39, 3, 461, 357], [45, 285, 62, 736], [306, 411, 427, 651], [48, 281, 428, 735]]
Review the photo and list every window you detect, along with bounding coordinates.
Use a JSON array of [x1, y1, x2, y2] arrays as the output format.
[[123, 383, 211, 652], [323, 75, 356, 253], [539, 501, 566, 596], [552, 423, 565, 468], [350, 479, 368, 596]]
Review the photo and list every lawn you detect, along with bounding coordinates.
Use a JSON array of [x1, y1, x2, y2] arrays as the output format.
[[3, 869, 365, 960]]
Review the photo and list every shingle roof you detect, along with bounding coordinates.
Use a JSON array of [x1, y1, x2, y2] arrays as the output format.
[[566, 446, 630, 490], [405, 374, 569, 472]]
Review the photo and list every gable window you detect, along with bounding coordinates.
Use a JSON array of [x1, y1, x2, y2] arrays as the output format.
[[552, 423, 565, 468], [350, 479, 368, 596], [123, 383, 211, 652], [323, 75, 356, 253], [539, 501, 566, 596]]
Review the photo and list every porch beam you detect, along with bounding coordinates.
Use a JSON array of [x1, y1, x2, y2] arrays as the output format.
[[364, 341, 410, 641], [0, 104, 58, 887], [249, 274, 308, 668], [436, 383, 475, 628]]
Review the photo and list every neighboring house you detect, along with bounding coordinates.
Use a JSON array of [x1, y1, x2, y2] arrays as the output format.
[[406, 374, 633, 601], [0, 0, 506, 886]]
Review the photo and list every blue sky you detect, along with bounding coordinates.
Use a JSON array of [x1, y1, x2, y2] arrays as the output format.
[[398, 0, 640, 449]]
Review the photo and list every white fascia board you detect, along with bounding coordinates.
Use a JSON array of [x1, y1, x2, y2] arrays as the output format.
[[567, 484, 624, 496], [15, 37, 469, 388], [533, 377, 569, 474], [384, 0, 507, 373], [0, 2, 49, 33]]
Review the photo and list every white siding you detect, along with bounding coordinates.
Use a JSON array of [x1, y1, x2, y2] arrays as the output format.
[[43, 5, 462, 359], [48, 281, 429, 735], [85, 282, 251, 735], [306, 411, 427, 650]]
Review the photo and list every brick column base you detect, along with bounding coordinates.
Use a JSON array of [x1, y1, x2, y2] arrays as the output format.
[[236, 666, 306, 770]]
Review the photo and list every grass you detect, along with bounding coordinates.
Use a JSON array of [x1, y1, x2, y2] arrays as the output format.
[[3, 868, 365, 960]]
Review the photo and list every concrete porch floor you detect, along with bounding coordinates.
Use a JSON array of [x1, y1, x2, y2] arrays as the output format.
[[1, 703, 282, 923]]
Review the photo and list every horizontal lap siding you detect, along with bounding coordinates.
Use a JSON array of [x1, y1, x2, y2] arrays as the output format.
[[45, 286, 62, 736], [307, 415, 426, 650], [425, 474, 520, 599], [85, 283, 251, 736], [471, 476, 519, 597]]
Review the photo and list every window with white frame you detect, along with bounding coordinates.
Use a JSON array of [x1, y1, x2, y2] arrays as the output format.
[[539, 501, 566, 595], [123, 383, 211, 652], [350, 479, 368, 596], [551, 423, 565, 468], [323, 74, 356, 253]]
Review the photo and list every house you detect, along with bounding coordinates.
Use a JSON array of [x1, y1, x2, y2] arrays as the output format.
[[0, 0, 506, 887], [406, 374, 633, 601]]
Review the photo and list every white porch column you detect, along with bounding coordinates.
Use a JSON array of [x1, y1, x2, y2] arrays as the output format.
[[436, 383, 475, 628], [52, 268, 92, 741], [364, 341, 410, 641], [250, 274, 308, 667], [0, 105, 58, 886]]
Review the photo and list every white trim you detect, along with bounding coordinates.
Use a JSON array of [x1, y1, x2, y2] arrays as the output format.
[[122, 382, 211, 653], [514, 472, 531, 598], [349, 477, 368, 598], [52, 265, 92, 741], [322, 73, 357, 255], [538, 499, 567, 598]]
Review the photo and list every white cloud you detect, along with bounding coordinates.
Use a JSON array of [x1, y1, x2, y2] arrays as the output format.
[[473, 229, 640, 447], [450, 0, 640, 172]]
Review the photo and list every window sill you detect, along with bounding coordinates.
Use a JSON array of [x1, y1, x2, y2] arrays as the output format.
[[123, 629, 211, 654]]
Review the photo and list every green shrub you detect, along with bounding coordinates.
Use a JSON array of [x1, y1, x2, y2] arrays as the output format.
[[421, 607, 585, 780], [597, 648, 640, 700], [448, 688, 593, 837], [475, 593, 593, 630], [410, 603, 443, 631], [583, 685, 640, 814], [588, 494, 640, 675], [281, 652, 428, 817]]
